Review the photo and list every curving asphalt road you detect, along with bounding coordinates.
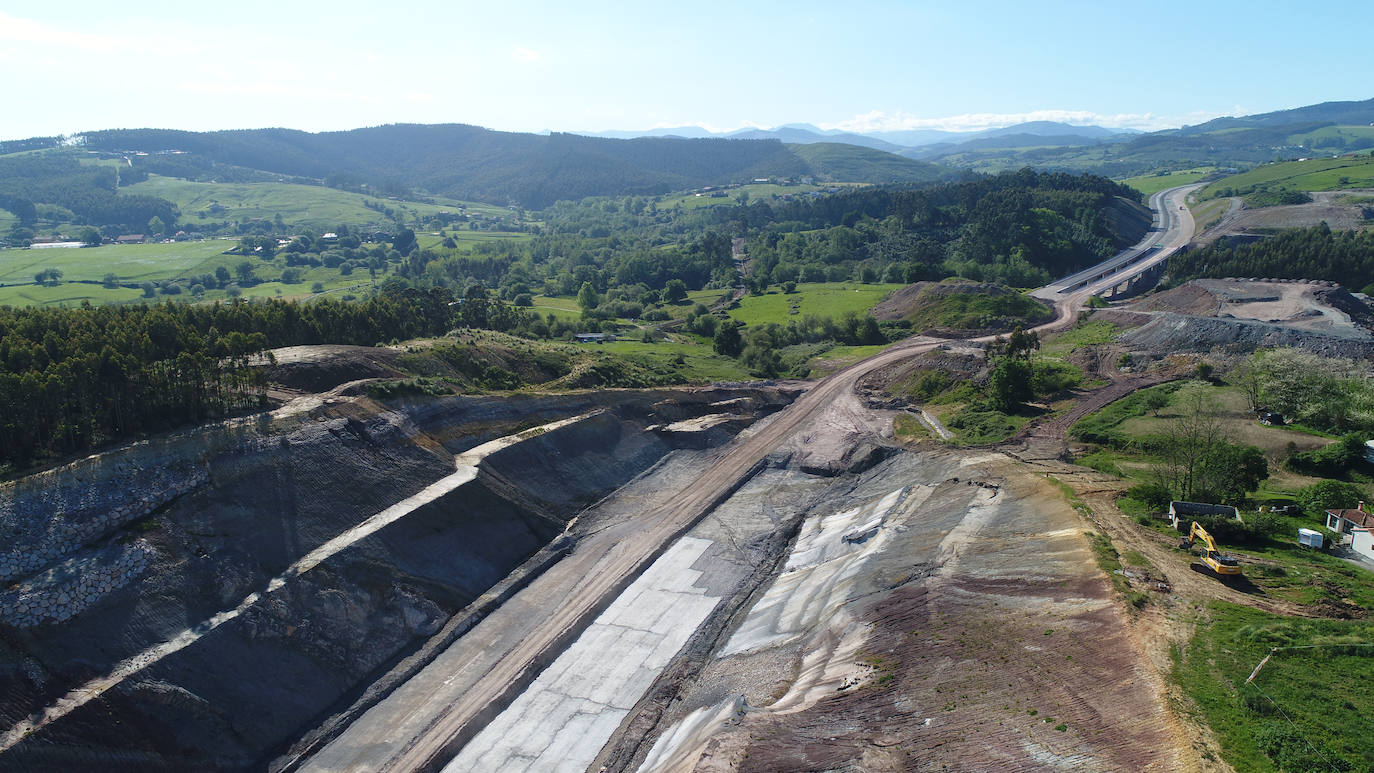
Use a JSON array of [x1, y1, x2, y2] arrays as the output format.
[[301, 183, 1200, 773], [1033, 184, 1201, 301]]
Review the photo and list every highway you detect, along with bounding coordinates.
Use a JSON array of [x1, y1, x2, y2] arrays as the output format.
[[1032, 183, 1201, 300], [300, 181, 1200, 773]]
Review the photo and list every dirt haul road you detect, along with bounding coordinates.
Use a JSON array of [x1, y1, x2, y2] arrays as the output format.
[[303, 187, 1196, 773]]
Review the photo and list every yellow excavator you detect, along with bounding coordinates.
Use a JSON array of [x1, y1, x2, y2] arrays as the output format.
[[1180, 521, 1242, 578]]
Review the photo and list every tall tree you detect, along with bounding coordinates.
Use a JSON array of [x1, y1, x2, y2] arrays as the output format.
[[576, 281, 600, 312]]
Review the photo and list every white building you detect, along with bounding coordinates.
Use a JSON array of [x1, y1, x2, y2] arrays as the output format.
[[1326, 503, 1374, 560]]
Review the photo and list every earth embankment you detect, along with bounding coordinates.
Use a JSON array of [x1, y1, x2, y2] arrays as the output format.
[[0, 385, 796, 771]]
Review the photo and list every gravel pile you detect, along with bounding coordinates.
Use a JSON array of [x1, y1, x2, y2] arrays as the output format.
[[1120, 312, 1374, 358]]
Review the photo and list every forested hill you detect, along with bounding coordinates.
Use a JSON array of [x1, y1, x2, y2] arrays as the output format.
[[1173, 97, 1374, 135], [716, 169, 1148, 286], [1169, 225, 1374, 291], [919, 96, 1374, 177], [40, 125, 949, 208]]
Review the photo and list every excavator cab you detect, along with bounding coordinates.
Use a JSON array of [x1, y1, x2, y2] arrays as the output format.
[[1182, 522, 1242, 577]]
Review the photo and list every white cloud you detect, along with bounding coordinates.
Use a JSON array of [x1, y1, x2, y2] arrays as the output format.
[[513, 47, 542, 62], [0, 11, 119, 51], [821, 108, 1233, 134], [175, 80, 364, 102]]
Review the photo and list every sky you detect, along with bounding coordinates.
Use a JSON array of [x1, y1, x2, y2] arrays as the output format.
[[1, 0, 1371, 141]]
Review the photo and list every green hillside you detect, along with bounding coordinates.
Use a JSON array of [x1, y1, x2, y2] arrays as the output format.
[[123, 175, 516, 232], [1286, 125, 1374, 153], [1120, 167, 1214, 196], [0, 124, 952, 222], [923, 98, 1374, 178], [787, 143, 947, 184], [1199, 155, 1374, 199]]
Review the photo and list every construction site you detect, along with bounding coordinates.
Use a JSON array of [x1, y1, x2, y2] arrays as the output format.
[[2, 184, 1371, 772]]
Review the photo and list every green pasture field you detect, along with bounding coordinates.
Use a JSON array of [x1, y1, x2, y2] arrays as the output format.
[[1286, 124, 1374, 148], [0, 240, 234, 284], [728, 282, 903, 327], [230, 271, 373, 303], [685, 287, 732, 306], [1188, 196, 1234, 235], [415, 230, 531, 251], [1178, 603, 1374, 772], [0, 282, 146, 306], [590, 339, 751, 382], [656, 182, 833, 210], [0, 208, 17, 233], [531, 288, 734, 324], [0, 229, 535, 308], [803, 343, 890, 376], [1120, 168, 1213, 197], [528, 295, 582, 322], [1041, 319, 1121, 355], [1070, 383, 1332, 485], [659, 288, 733, 319], [123, 175, 515, 231], [1199, 155, 1374, 198], [0, 239, 392, 307]]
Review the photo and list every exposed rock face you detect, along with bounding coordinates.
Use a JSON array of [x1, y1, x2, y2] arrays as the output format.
[[0, 385, 797, 771], [0, 541, 154, 627], [0, 450, 206, 582]]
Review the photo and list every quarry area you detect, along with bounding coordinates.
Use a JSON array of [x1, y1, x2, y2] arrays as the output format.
[[0, 343, 1202, 772], [1109, 277, 1374, 359], [1194, 189, 1374, 243]]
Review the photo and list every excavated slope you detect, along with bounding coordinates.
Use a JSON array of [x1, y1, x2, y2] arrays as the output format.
[[0, 386, 795, 771]]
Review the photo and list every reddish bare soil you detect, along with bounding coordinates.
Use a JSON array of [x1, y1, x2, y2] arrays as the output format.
[[694, 471, 1199, 773]]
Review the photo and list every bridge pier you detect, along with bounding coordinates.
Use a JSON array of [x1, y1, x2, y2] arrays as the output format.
[[1100, 258, 1169, 300]]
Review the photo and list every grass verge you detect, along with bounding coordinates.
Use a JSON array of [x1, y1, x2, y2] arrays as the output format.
[[1178, 602, 1374, 772]]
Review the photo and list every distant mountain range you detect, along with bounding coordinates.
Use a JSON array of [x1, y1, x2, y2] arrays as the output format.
[[2, 97, 1371, 223], [0, 124, 951, 213], [575, 98, 1374, 176], [931, 97, 1374, 176], [577, 120, 1140, 155]]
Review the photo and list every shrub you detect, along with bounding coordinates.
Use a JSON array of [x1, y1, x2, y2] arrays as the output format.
[[1296, 480, 1365, 514], [1126, 483, 1172, 510], [1286, 434, 1368, 477], [947, 406, 1020, 444], [903, 370, 952, 401], [480, 365, 521, 390], [1254, 722, 1351, 771], [1032, 359, 1081, 396]]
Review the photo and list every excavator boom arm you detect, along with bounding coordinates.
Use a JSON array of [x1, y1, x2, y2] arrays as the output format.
[[1186, 521, 1242, 576]]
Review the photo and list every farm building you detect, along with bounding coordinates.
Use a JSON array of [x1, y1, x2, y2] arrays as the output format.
[[574, 333, 616, 343], [115, 234, 146, 244], [1325, 503, 1374, 535], [1169, 501, 1240, 530]]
